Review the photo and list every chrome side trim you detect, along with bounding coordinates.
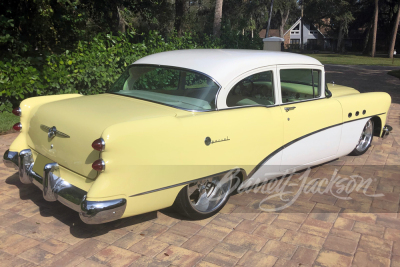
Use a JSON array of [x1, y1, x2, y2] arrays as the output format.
[[382, 125, 392, 139], [3, 150, 18, 170], [3, 149, 126, 224], [129, 168, 247, 198], [80, 197, 127, 224]]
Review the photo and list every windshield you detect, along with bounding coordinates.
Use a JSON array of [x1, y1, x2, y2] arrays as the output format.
[[107, 65, 220, 111]]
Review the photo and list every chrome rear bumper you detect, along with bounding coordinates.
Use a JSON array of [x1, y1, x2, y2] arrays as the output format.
[[3, 150, 19, 170], [381, 125, 393, 139], [3, 149, 126, 224]]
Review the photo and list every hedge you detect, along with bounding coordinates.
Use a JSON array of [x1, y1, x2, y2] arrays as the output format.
[[1, 31, 263, 112]]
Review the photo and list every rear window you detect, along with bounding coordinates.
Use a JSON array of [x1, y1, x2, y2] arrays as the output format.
[[108, 65, 220, 111]]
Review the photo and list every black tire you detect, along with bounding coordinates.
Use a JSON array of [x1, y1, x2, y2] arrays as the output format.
[[349, 119, 374, 156]]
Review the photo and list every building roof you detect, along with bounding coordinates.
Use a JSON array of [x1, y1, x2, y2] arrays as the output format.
[[284, 18, 326, 38], [259, 29, 280, 38], [134, 49, 322, 87]]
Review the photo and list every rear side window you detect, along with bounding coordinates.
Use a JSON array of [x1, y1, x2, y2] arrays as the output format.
[[226, 71, 275, 107], [280, 69, 321, 104]]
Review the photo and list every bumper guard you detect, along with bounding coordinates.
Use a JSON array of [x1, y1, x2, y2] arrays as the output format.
[[381, 125, 393, 139], [3, 149, 126, 224]]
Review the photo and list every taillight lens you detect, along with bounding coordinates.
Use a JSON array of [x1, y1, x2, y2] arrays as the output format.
[[13, 123, 22, 131], [92, 159, 105, 172], [12, 107, 21, 116], [92, 138, 105, 151]]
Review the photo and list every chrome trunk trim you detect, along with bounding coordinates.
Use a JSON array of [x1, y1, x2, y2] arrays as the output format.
[[3, 149, 126, 224]]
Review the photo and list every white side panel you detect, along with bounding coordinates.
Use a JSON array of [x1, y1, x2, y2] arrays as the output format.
[[280, 125, 342, 171], [337, 118, 369, 157], [239, 151, 283, 189], [240, 118, 369, 190]]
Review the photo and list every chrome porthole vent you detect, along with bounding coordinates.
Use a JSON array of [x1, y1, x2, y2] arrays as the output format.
[[363, 110, 366, 115], [348, 113, 352, 118], [355, 111, 359, 116]]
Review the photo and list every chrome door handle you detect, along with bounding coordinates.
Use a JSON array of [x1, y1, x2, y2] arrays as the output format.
[[284, 107, 296, 112]]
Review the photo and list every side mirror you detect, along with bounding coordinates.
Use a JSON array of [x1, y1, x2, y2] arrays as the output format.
[[325, 84, 332, 98]]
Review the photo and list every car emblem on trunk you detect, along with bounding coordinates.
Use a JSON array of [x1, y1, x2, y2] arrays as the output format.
[[40, 125, 70, 139]]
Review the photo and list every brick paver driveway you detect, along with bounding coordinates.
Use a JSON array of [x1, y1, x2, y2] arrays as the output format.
[[0, 65, 400, 267]]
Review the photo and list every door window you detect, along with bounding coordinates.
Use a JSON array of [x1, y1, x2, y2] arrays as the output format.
[[280, 69, 321, 104], [226, 71, 275, 107]]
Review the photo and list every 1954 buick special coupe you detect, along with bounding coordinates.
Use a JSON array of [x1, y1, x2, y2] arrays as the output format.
[[3, 50, 392, 224]]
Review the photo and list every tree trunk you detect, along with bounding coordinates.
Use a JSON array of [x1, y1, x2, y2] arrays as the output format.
[[371, 0, 379, 57], [279, 9, 290, 38], [213, 0, 223, 37], [388, 6, 400, 58], [175, 0, 186, 35], [337, 23, 344, 53], [362, 21, 372, 55], [116, 6, 126, 34]]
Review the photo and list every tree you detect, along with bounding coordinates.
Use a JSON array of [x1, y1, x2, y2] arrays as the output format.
[[371, 0, 379, 57], [175, 0, 188, 35], [213, 0, 224, 37], [303, 0, 356, 52], [275, 0, 297, 37], [388, 3, 400, 58]]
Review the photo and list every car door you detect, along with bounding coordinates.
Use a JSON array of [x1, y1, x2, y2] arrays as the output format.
[[218, 67, 285, 187], [277, 65, 342, 172]]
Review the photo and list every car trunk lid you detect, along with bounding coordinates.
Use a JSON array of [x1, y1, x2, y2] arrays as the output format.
[[27, 94, 177, 179]]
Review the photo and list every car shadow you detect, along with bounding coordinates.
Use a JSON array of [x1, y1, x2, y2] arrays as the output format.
[[5, 173, 159, 239]]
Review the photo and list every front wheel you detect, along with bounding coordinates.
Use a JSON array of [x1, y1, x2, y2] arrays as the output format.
[[174, 173, 235, 220], [349, 119, 374, 156]]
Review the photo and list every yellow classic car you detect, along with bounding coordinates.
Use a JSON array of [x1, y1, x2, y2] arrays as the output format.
[[3, 50, 392, 224]]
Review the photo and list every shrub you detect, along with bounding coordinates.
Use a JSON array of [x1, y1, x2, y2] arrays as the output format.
[[0, 30, 261, 112]]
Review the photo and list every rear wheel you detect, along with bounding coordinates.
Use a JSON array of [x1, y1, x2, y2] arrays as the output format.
[[349, 119, 374, 156], [174, 173, 233, 220]]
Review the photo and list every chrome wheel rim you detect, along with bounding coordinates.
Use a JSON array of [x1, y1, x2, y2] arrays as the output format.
[[187, 174, 232, 214], [356, 120, 373, 152]]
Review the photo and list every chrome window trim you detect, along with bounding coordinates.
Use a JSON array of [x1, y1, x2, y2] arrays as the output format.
[[217, 66, 279, 110], [108, 64, 222, 113], [276, 64, 325, 105]]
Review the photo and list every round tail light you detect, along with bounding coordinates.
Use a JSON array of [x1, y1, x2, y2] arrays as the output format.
[[92, 159, 105, 172], [13, 123, 22, 131], [12, 107, 21, 116], [92, 138, 105, 151]]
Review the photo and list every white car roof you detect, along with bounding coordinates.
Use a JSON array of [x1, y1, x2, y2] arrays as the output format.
[[133, 49, 323, 87]]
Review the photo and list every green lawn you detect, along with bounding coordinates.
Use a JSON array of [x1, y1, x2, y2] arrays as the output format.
[[305, 53, 400, 66], [0, 112, 19, 134]]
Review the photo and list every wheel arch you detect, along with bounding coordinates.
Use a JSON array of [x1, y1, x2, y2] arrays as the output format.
[[371, 116, 382, 137]]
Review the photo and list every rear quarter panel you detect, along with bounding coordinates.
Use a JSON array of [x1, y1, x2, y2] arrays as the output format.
[[87, 106, 284, 216]]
